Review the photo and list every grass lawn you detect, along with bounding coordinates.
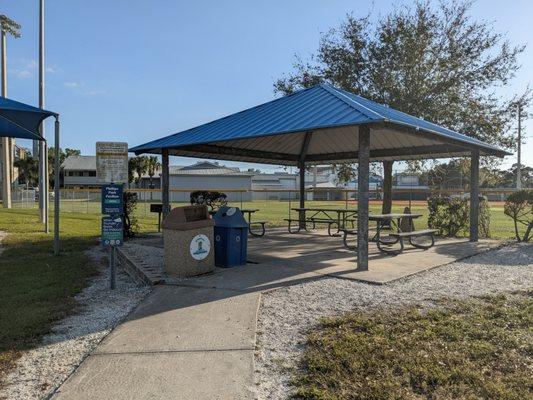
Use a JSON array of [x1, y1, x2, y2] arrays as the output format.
[[0, 208, 156, 387], [36, 198, 518, 239], [293, 291, 532, 400]]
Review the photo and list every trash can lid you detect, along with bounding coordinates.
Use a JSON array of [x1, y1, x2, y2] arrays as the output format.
[[213, 206, 249, 228], [162, 205, 214, 230]]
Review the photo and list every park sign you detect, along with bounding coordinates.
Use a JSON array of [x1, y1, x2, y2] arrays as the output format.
[[102, 184, 123, 215], [101, 216, 123, 246], [96, 141, 128, 184]]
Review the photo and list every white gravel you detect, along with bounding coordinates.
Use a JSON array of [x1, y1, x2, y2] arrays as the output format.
[[0, 246, 151, 400], [255, 243, 533, 400]]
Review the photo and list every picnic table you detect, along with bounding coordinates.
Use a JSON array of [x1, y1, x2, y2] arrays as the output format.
[[341, 212, 437, 253], [287, 207, 358, 236], [209, 208, 266, 237]]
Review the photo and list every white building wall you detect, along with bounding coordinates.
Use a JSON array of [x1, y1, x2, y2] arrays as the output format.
[[168, 175, 252, 202]]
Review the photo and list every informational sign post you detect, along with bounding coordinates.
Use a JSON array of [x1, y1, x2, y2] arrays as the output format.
[[102, 184, 124, 215], [96, 142, 128, 184], [97, 141, 128, 290], [102, 216, 124, 247]]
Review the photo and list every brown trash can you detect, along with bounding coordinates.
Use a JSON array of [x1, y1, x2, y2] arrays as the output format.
[[162, 205, 215, 278]]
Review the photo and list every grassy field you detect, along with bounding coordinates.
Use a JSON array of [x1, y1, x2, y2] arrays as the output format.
[[293, 291, 532, 400], [0, 199, 520, 386], [14, 198, 517, 239], [0, 208, 156, 386]]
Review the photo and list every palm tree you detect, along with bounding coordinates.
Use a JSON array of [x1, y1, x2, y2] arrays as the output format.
[[146, 156, 161, 200], [147, 156, 161, 188], [130, 156, 149, 188]]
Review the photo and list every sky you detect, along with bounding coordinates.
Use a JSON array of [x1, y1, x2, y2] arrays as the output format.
[[2, 0, 532, 173]]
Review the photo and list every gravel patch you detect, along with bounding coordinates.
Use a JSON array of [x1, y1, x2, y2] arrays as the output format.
[[0, 246, 151, 400], [255, 243, 533, 400]]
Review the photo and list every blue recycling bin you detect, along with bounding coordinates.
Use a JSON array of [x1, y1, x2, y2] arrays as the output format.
[[213, 206, 248, 267]]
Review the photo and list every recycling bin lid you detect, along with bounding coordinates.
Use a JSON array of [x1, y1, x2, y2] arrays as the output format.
[[213, 206, 249, 228], [162, 205, 214, 231]]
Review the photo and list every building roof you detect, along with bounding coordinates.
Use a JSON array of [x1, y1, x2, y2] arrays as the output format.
[[61, 155, 96, 171], [168, 165, 252, 176], [130, 83, 510, 165]]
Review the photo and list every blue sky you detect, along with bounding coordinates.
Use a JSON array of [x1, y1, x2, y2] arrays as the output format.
[[3, 0, 532, 173]]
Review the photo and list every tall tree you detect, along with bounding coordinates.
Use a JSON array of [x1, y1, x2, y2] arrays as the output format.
[[275, 0, 530, 212], [129, 156, 149, 187], [146, 156, 161, 189], [14, 156, 38, 186]]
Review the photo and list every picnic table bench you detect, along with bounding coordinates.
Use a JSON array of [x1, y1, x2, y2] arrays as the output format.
[[287, 208, 357, 236], [341, 212, 437, 254]]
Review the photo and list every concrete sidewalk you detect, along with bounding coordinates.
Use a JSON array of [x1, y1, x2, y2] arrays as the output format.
[[53, 286, 260, 400]]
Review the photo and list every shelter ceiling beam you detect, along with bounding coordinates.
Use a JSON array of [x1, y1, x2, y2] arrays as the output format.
[[306, 144, 467, 162], [178, 144, 299, 162]]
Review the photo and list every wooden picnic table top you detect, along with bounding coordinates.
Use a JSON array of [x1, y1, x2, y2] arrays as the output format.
[[291, 207, 358, 213], [369, 213, 422, 221]]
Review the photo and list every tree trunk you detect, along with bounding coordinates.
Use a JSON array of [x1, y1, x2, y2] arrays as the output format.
[[382, 160, 393, 214]]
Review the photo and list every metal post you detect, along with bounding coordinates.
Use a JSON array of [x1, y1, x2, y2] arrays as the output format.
[[110, 246, 116, 289], [161, 148, 170, 218], [53, 118, 60, 255], [357, 125, 370, 271], [1, 29, 11, 209], [469, 149, 479, 242], [298, 160, 306, 229], [517, 104, 522, 189], [38, 0, 48, 230], [298, 132, 312, 229]]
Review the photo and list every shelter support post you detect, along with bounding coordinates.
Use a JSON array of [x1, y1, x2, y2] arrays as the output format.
[[298, 132, 313, 230], [161, 148, 170, 218], [357, 125, 370, 271], [53, 118, 60, 255], [382, 160, 393, 214], [469, 149, 479, 242], [298, 160, 305, 229]]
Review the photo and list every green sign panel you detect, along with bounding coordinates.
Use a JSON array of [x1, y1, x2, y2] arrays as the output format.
[[102, 216, 123, 246]]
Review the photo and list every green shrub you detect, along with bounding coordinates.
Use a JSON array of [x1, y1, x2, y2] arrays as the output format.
[[504, 190, 533, 242], [123, 191, 139, 239], [190, 190, 228, 210], [427, 195, 490, 237]]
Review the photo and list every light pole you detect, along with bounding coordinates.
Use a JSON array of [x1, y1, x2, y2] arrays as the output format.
[[38, 0, 49, 232], [1, 27, 11, 209]]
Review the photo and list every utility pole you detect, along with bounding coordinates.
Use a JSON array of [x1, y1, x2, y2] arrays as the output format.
[[1, 27, 11, 208], [38, 0, 49, 232], [517, 103, 522, 190]]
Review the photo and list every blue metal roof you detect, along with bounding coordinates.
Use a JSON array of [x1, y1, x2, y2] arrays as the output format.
[[0, 97, 57, 140], [130, 83, 509, 160]]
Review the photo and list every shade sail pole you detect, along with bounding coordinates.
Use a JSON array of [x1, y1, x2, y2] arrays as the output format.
[[357, 125, 370, 271], [53, 117, 60, 255], [469, 149, 479, 242], [161, 148, 170, 218]]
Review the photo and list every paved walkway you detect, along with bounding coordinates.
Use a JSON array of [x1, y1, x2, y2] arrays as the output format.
[[53, 231, 502, 399], [53, 285, 260, 399]]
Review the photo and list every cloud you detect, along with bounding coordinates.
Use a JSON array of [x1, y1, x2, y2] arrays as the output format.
[[46, 67, 56, 74], [64, 81, 107, 96], [64, 81, 82, 88], [8, 69, 32, 78], [25, 59, 38, 69]]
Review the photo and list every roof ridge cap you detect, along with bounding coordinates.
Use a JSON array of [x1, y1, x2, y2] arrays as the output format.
[[318, 84, 385, 121]]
